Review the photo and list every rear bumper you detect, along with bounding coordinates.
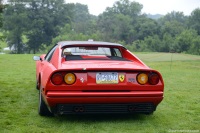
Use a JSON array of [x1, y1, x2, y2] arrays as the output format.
[[46, 91, 163, 97], [44, 91, 163, 114]]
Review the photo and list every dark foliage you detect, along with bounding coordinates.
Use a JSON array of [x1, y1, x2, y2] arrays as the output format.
[[2, 0, 200, 55]]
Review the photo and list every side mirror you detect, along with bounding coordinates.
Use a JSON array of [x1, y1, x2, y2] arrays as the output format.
[[33, 56, 41, 61]]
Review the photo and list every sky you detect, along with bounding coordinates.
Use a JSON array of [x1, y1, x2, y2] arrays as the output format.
[[66, 0, 200, 16]]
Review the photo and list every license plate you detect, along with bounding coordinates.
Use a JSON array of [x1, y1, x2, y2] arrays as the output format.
[[96, 72, 118, 84]]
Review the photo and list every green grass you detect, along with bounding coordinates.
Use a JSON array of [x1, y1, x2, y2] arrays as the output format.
[[0, 53, 200, 133]]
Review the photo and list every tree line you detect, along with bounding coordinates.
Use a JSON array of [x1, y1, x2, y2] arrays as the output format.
[[0, 0, 200, 55]]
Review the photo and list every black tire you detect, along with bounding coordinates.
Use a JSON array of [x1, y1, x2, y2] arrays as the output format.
[[38, 88, 54, 116]]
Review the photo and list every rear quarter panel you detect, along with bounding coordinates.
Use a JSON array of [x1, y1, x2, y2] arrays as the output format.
[[40, 62, 57, 89], [35, 54, 46, 81], [121, 48, 148, 68]]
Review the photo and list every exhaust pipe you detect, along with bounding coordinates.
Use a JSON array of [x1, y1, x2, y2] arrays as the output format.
[[74, 107, 80, 112], [74, 106, 85, 113], [128, 106, 134, 112], [79, 106, 84, 112], [128, 106, 137, 112]]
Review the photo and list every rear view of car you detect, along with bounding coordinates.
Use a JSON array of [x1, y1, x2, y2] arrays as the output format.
[[33, 41, 164, 116]]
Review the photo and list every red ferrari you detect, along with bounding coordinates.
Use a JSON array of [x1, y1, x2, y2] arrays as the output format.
[[33, 41, 164, 116]]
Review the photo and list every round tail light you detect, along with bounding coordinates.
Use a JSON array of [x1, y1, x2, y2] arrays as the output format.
[[64, 73, 76, 85], [137, 73, 148, 85], [51, 73, 63, 85], [149, 73, 159, 85]]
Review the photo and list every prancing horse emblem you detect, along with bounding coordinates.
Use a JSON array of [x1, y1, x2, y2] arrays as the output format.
[[80, 78, 84, 83], [119, 74, 125, 82]]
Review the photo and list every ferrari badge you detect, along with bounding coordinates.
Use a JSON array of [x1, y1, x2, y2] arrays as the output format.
[[119, 74, 125, 82]]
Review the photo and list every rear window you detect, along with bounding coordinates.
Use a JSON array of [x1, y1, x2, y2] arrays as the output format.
[[63, 47, 120, 56], [62, 46, 128, 61]]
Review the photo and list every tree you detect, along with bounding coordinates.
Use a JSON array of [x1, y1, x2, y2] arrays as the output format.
[[188, 36, 200, 55], [176, 29, 198, 53], [26, 0, 70, 53], [189, 8, 200, 35], [3, 2, 28, 53], [0, 0, 4, 28], [66, 3, 98, 36], [158, 11, 187, 38], [159, 11, 187, 24], [3, 0, 72, 53], [111, 0, 143, 17], [160, 20, 185, 38], [0, 0, 4, 50], [97, 0, 143, 43], [135, 16, 160, 40]]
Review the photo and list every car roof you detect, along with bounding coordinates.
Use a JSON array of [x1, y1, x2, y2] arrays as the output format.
[[58, 41, 126, 49]]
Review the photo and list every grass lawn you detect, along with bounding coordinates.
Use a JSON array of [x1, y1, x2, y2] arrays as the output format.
[[0, 53, 199, 133]]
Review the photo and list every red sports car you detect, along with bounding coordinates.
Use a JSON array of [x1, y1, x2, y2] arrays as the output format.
[[33, 41, 164, 116]]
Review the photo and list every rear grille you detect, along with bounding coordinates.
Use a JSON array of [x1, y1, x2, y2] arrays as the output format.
[[56, 103, 155, 114]]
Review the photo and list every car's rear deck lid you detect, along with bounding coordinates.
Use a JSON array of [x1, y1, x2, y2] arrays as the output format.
[[60, 60, 149, 70]]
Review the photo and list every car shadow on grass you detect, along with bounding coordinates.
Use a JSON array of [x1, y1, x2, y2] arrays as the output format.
[[52, 113, 152, 122]]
